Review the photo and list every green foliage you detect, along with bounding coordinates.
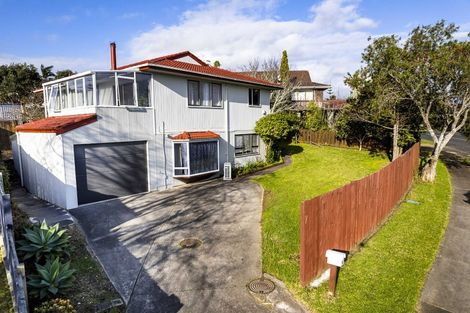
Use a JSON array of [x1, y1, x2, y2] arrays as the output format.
[[33, 298, 76, 313], [55, 70, 76, 79], [40, 65, 56, 83], [305, 102, 328, 131], [0, 259, 14, 313], [255, 113, 301, 162], [279, 50, 290, 84], [17, 221, 70, 262], [28, 258, 76, 299], [233, 160, 267, 177], [0, 161, 10, 193], [213, 60, 221, 68], [0, 63, 41, 104]]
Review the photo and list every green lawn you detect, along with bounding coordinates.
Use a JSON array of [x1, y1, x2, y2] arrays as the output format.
[[0, 259, 14, 313], [253, 144, 388, 286], [254, 144, 452, 313]]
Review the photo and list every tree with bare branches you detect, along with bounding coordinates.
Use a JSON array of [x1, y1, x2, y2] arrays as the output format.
[[239, 55, 299, 113]]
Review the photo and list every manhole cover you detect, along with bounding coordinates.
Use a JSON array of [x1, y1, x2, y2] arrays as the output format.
[[179, 238, 202, 249], [247, 277, 275, 294]]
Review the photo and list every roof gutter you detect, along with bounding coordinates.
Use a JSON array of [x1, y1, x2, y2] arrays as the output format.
[[139, 64, 283, 90]]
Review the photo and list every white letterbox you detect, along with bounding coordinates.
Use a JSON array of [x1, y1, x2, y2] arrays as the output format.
[[325, 249, 347, 267]]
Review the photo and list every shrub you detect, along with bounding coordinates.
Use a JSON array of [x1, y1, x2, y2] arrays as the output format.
[[305, 101, 328, 131], [17, 221, 70, 262], [233, 161, 266, 177], [33, 298, 76, 313], [255, 112, 301, 163], [28, 258, 76, 299]]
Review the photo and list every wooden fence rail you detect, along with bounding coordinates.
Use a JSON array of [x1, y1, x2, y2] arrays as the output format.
[[300, 143, 420, 285], [298, 129, 350, 147], [0, 173, 28, 312]]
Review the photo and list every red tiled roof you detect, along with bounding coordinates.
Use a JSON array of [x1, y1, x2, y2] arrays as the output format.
[[16, 114, 97, 134], [118, 51, 281, 89], [170, 131, 220, 140]]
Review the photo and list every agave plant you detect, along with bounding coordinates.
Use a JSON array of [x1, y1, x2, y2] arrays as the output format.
[[28, 257, 76, 299], [17, 220, 70, 261]]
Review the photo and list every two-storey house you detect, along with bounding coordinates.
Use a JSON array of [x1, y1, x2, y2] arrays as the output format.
[[12, 48, 280, 209]]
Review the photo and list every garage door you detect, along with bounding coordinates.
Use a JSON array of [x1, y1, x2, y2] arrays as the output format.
[[74, 141, 148, 205]]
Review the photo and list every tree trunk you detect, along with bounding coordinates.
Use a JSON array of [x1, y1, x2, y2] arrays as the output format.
[[392, 121, 400, 160], [422, 154, 439, 182]]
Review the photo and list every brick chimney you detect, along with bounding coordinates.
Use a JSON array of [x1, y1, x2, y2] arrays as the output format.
[[110, 42, 117, 70]]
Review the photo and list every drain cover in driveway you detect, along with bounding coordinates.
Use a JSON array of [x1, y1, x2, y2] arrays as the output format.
[[179, 238, 202, 249], [247, 277, 276, 294]]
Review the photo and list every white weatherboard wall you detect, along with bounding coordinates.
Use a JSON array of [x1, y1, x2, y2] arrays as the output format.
[[16, 132, 67, 208], [153, 73, 270, 177], [61, 106, 157, 209]]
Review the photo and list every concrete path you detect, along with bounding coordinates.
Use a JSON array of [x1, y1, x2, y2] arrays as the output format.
[[70, 178, 307, 313], [420, 135, 470, 313], [11, 187, 74, 227]]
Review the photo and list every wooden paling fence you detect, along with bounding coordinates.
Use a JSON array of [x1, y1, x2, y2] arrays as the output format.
[[298, 129, 349, 147], [300, 143, 420, 285], [0, 121, 20, 150], [0, 173, 28, 312]]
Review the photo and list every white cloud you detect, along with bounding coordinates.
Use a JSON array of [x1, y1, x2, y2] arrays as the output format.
[[0, 54, 106, 72], [128, 0, 378, 96]]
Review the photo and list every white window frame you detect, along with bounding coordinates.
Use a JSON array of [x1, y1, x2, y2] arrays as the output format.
[[235, 133, 260, 157], [248, 88, 261, 107], [172, 139, 220, 177], [187, 80, 224, 109]]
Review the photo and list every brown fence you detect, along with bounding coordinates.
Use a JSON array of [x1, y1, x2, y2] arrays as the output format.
[[300, 143, 420, 285], [0, 121, 19, 151], [298, 129, 349, 147]]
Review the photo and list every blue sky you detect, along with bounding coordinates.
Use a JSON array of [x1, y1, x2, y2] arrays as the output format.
[[1, 0, 469, 95]]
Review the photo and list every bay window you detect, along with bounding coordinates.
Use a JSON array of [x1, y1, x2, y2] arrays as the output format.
[[235, 134, 260, 157], [187, 80, 223, 108], [173, 140, 220, 177]]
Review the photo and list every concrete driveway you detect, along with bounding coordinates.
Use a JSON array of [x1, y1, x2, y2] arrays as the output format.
[[70, 179, 271, 313]]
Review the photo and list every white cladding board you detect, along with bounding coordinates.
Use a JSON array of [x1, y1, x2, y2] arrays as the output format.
[[16, 132, 67, 208], [62, 106, 157, 208]]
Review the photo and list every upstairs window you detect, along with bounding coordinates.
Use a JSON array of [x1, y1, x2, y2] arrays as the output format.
[[96, 72, 151, 107], [235, 134, 260, 157], [187, 80, 223, 108], [248, 88, 260, 106]]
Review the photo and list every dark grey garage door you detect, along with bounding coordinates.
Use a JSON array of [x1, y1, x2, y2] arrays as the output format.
[[74, 141, 148, 205]]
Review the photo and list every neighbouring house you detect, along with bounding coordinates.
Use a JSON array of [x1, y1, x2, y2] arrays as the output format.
[[289, 70, 330, 111], [0, 104, 23, 151], [11, 46, 280, 209]]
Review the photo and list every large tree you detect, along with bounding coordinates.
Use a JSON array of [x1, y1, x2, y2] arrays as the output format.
[[280, 50, 289, 84], [0, 63, 41, 104], [40, 64, 56, 82], [346, 36, 421, 160], [55, 69, 76, 79], [348, 21, 469, 181]]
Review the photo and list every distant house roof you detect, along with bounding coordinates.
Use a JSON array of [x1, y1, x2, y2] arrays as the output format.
[[322, 99, 347, 110], [289, 71, 330, 89], [117, 51, 281, 89], [170, 131, 220, 141], [16, 114, 97, 134]]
